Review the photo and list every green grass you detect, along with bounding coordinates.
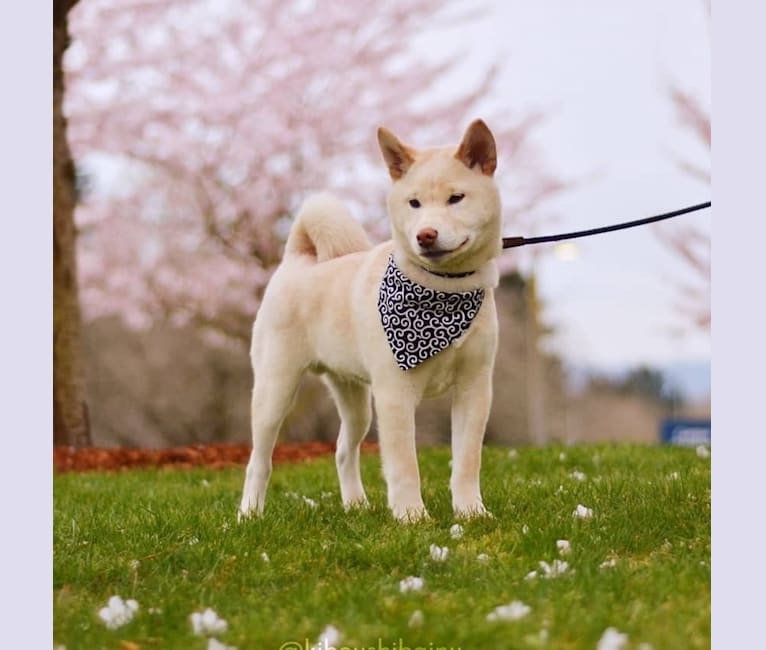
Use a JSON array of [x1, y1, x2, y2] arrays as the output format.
[[54, 444, 710, 650]]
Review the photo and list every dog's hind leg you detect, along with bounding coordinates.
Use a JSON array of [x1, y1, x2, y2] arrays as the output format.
[[324, 375, 371, 509], [239, 353, 303, 519]]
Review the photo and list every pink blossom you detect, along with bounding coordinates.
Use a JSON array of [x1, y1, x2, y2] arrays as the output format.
[[65, 0, 566, 340]]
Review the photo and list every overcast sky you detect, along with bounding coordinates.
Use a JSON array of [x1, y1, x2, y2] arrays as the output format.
[[418, 0, 711, 369]]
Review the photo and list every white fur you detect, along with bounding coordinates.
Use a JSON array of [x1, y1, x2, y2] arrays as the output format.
[[239, 121, 503, 522]]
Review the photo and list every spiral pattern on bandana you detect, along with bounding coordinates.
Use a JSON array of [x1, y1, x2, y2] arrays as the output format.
[[378, 255, 484, 370]]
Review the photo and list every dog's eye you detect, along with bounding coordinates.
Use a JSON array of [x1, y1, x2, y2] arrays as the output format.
[[448, 193, 465, 205], [409, 198, 421, 208]]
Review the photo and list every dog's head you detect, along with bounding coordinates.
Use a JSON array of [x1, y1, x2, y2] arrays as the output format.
[[377, 120, 502, 276]]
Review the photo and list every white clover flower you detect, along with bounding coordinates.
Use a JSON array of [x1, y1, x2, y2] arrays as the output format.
[[399, 576, 424, 593], [559, 452, 567, 461], [128, 559, 140, 571], [507, 449, 519, 460], [450, 524, 464, 539], [310, 624, 341, 650], [429, 544, 449, 562], [668, 471, 680, 481], [596, 627, 629, 650], [190, 608, 228, 636], [188, 536, 200, 545], [600, 558, 617, 569], [556, 539, 571, 555], [208, 639, 237, 650], [522, 524, 530, 535], [538, 559, 570, 578], [201, 479, 210, 488], [261, 552, 270, 563], [477, 553, 490, 562], [408, 610, 424, 628], [486, 601, 531, 622], [98, 595, 138, 630], [573, 504, 593, 519], [569, 470, 587, 482], [696, 445, 710, 459]]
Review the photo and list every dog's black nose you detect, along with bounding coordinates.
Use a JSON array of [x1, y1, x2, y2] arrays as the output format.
[[417, 228, 438, 248]]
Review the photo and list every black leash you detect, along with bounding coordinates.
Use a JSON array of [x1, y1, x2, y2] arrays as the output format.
[[502, 201, 711, 249]]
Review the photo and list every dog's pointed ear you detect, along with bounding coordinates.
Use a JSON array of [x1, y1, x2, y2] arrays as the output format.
[[455, 119, 497, 176], [377, 127, 415, 180]]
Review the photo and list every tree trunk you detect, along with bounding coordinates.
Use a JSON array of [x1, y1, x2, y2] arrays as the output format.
[[525, 271, 547, 445], [53, 0, 91, 447]]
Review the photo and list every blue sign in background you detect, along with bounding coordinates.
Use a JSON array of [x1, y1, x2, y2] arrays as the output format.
[[660, 419, 711, 446]]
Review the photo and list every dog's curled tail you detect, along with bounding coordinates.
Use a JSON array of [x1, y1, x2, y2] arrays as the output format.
[[284, 193, 372, 263]]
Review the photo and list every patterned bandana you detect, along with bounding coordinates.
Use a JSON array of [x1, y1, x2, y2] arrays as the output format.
[[378, 255, 485, 370]]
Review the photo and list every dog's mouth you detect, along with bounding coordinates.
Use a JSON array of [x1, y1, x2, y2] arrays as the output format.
[[419, 238, 469, 260]]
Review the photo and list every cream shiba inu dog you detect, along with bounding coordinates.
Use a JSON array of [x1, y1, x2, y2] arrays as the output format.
[[239, 119, 502, 522]]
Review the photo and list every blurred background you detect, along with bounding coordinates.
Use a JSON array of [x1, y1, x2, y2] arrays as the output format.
[[53, 0, 710, 449]]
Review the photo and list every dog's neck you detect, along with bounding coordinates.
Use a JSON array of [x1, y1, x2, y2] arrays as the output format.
[[392, 247, 499, 293], [417, 265, 476, 279]]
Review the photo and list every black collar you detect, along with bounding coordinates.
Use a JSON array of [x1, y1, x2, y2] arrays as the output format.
[[417, 264, 476, 279]]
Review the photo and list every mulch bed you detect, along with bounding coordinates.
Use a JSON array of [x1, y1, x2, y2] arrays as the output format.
[[54, 441, 380, 473]]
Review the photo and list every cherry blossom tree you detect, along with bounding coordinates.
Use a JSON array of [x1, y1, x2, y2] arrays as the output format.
[[659, 87, 710, 332], [65, 0, 566, 343], [658, 36, 711, 332]]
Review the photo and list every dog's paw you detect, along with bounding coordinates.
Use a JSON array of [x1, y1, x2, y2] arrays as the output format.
[[343, 497, 370, 512], [391, 503, 430, 523], [237, 499, 262, 522], [453, 501, 493, 520]]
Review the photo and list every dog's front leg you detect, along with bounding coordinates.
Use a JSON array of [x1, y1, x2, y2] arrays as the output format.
[[450, 369, 493, 518], [374, 387, 427, 522]]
